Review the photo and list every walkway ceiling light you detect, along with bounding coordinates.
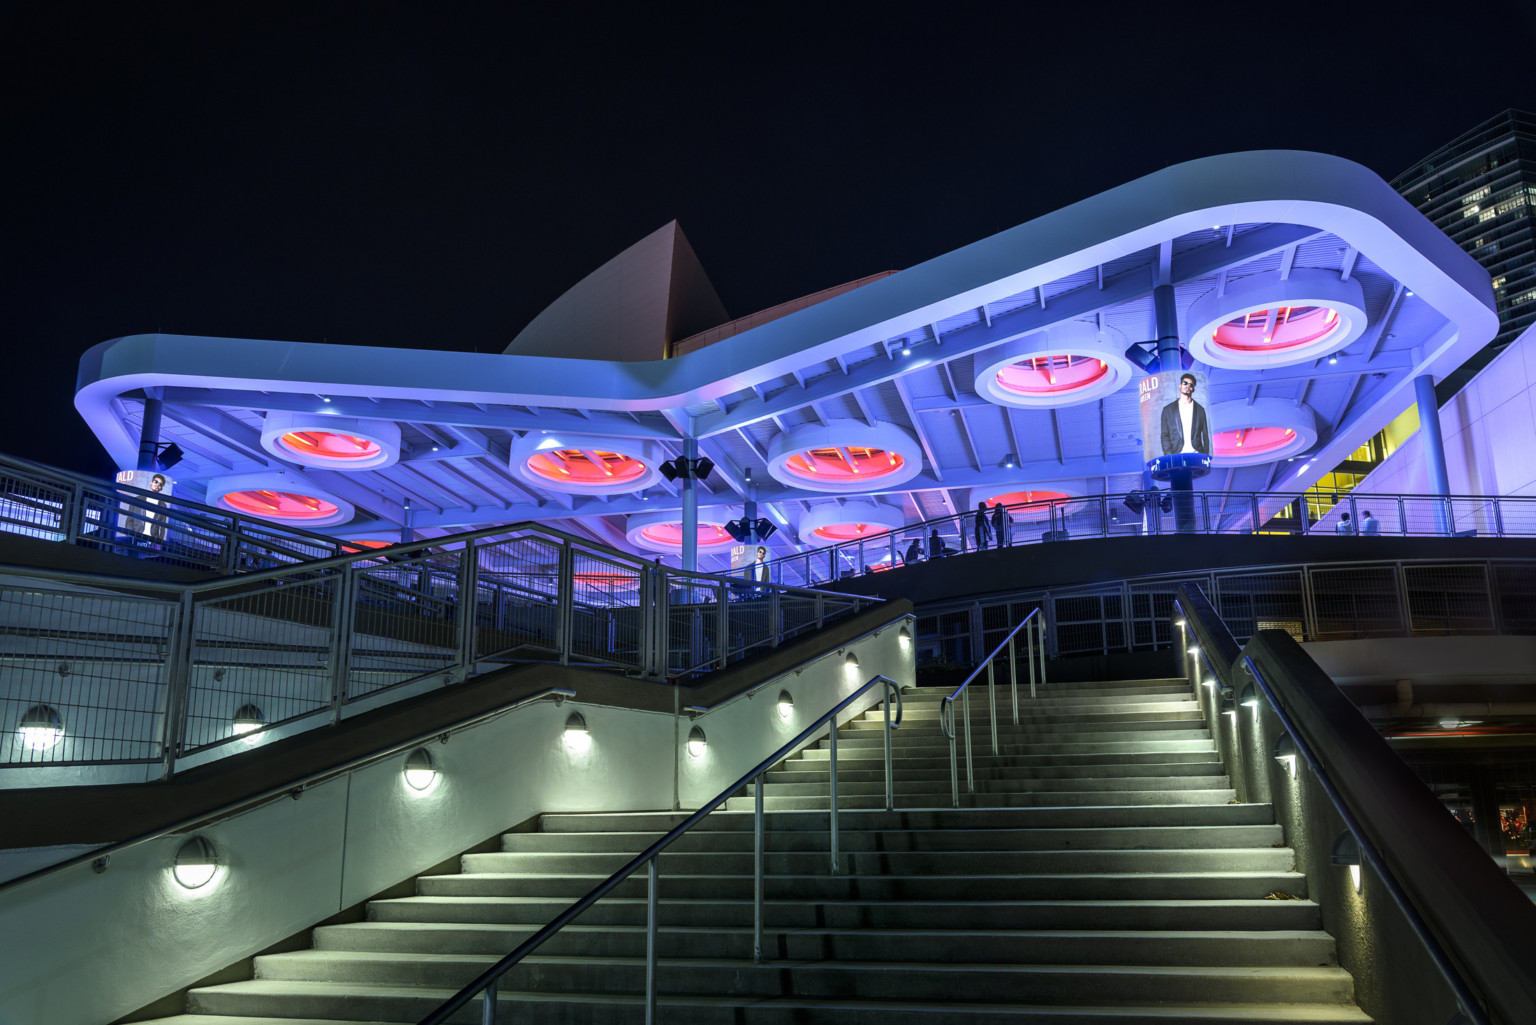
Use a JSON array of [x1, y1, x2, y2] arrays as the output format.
[[173, 836, 218, 890], [1331, 831, 1363, 892], [687, 725, 707, 758], [17, 705, 63, 751], [403, 748, 438, 791], [1274, 734, 1298, 779]]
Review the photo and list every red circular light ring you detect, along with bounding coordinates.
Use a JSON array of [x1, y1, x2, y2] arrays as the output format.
[[984, 490, 1070, 507], [784, 447, 904, 481], [279, 431, 382, 461], [812, 523, 886, 541], [995, 355, 1109, 396], [1213, 306, 1341, 353], [638, 523, 734, 548], [223, 490, 341, 520], [574, 571, 637, 588], [526, 449, 648, 485], [1213, 426, 1297, 458]]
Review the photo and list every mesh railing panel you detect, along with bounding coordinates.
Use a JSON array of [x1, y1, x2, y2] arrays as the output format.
[[347, 553, 461, 699], [1493, 562, 1536, 634], [1402, 563, 1496, 634], [1309, 565, 1404, 638], [0, 588, 174, 766], [474, 533, 563, 662], [1214, 569, 1307, 643], [569, 550, 643, 670], [666, 579, 724, 675]]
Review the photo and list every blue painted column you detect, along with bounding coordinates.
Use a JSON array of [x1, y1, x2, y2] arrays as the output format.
[[1154, 285, 1196, 532], [681, 437, 699, 573], [136, 396, 163, 471], [1414, 374, 1453, 535]]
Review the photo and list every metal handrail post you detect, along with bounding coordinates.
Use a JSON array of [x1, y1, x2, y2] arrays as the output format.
[[1027, 622, 1036, 699], [769, 587, 781, 648], [457, 544, 479, 674], [482, 980, 496, 1025], [1037, 614, 1047, 684], [717, 582, 728, 670], [883, 682, 897, 812], [1494, 497, 1505, 537], [326, 568, 355, 721], [943, 699, 958, 807], [987, 658, 998, 755], [962, 688, 974, 793], [646, 858, 658, 1025], [158, 590, 196, 781], [557, 540, 574, 665], [1008, 635, 1019, 723], [753, 771, 765, 963], [827, 723, 840, 874], [63, 481, 82, 546]]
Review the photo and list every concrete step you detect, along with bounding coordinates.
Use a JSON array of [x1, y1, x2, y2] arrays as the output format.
[[367, 897, 1322, 931], [793, 738, 1219, 757], [418, 870, 1310, 902], [536, 804, 1277, 834], [765, 761, 1225, 783], [499, 823, 1284, 853], [723, 789, 1238, 810], [844, 723, 1213, 743], [876, 709, 1206, 726], [744, 776, 1233, 797], [773, 751, 1225, 772], [185, 973, 1367, 1021], [459, 848, 1296, 878]]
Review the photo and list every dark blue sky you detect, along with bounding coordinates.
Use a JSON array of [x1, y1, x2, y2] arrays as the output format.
[[6, 2, 1536, 476]]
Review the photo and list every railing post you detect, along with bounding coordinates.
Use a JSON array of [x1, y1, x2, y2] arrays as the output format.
[[816, 592, 825, 629], [1250, 494, 1260, 533], [1008, 634, 1018, 723], [63, 482, 83, 546], [159, 591, 196, 780], [962, 688, 974, 794], [716, 581, 729, 669], [482, 979, 497, 1025], [457, 543, 479, 677], [1027, 617, 1037, 700], [883, 682, 896, 812], [944, 700, 959, 807], [987, 657, 998, 755], [827, 723, 840, 874], [754, 770, 765, 963], [327, 568, 358, 720], [1037, 612, 1048, 685], [769, 586, 781, 648], [1493, 497, 1505, 538], [1397, 496, 1407, 536], [557, 540, 574, 665], [646, 858, 658, 1025]]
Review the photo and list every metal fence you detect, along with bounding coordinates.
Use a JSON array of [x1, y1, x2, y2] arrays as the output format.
[[765, 490, 1536, 587], [0, 523, 874, 778], [915, 557, 1536, 668], [0, 453, 351, 574]]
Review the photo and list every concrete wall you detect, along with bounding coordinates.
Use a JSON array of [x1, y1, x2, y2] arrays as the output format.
[[0, 614, 913, 1025]]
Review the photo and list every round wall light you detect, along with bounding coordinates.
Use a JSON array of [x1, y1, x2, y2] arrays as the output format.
[[564, 712, 591, 753], [686, 725, 707, 758], [776, 690, 794, 720], [1207, 399, 1318, 467], [173, 836, 219, 890], [625, 508, 741, 554], [403, 748, 439, 791], [206, 472, 355, 528], [844, 652, 861, 681], [17, 704, 64, 751], [508, 433, 664, 496], [766, 420, 923, 494], [260, 411, 401, 470], [1331, 830, 1363, 892], [973, 322, 1135, 409], [1185, 270, 1367, 370], [231, 703, 265, 746], [1274, 734, 1298, 779], [797, 500, 906, 546], [898, 625, 912, 653]]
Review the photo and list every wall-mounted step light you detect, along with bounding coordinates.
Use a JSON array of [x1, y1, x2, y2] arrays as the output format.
[[564, 712, 591, 753], [844, 652, 860, 681], [173, 836, 218, 890], [776, 691, 794, 720], [17, 705, 64, 751], [1274, 734, 1298, 779], [1331, 831, 1363, 892], [687, 725, 707, 758], [403, 748, 438, 791], [231, 704, 265, 745], [898, 626, 912, 653], [1239, 684, 1259, 711]]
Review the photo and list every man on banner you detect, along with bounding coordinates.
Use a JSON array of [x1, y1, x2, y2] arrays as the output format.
[[1159, 373, 1211, 457]]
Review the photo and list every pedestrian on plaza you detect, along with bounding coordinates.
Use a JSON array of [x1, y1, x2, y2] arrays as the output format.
[[974, 501, 992, 550], [990, 500, 1011, 547], [1361, 510, 1380, 536]]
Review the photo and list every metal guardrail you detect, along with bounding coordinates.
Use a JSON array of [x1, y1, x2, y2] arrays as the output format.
[[915, 555, 1536, 669], [1173, 584, 1536, 1025], [417, 673, 905, 1025], [0, 452, 352, 573], [1, 521, 876, 778], [938, 607, 1044, 806], [763, 489, 1536, 587]]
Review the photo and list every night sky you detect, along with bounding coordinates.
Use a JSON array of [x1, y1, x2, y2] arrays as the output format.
[[6, 3, 1536, 479]]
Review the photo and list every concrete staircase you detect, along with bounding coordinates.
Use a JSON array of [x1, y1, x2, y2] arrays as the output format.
[[145, 675, 1372, 1023]]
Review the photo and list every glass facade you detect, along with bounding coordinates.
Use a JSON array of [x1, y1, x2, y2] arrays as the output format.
[[1393, 109, 1536, 392]]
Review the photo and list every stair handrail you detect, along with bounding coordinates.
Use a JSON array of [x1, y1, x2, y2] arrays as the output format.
[[1173, 584, 1536, 1025], [416, 673, 905, 1025], [937, 606, 1046, 807], [0, 686, 577, 900]]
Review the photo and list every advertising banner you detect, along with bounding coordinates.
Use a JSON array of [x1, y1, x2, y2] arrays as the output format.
[[1139, 370, 1215, 478], [115, 469, 173, 542]]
